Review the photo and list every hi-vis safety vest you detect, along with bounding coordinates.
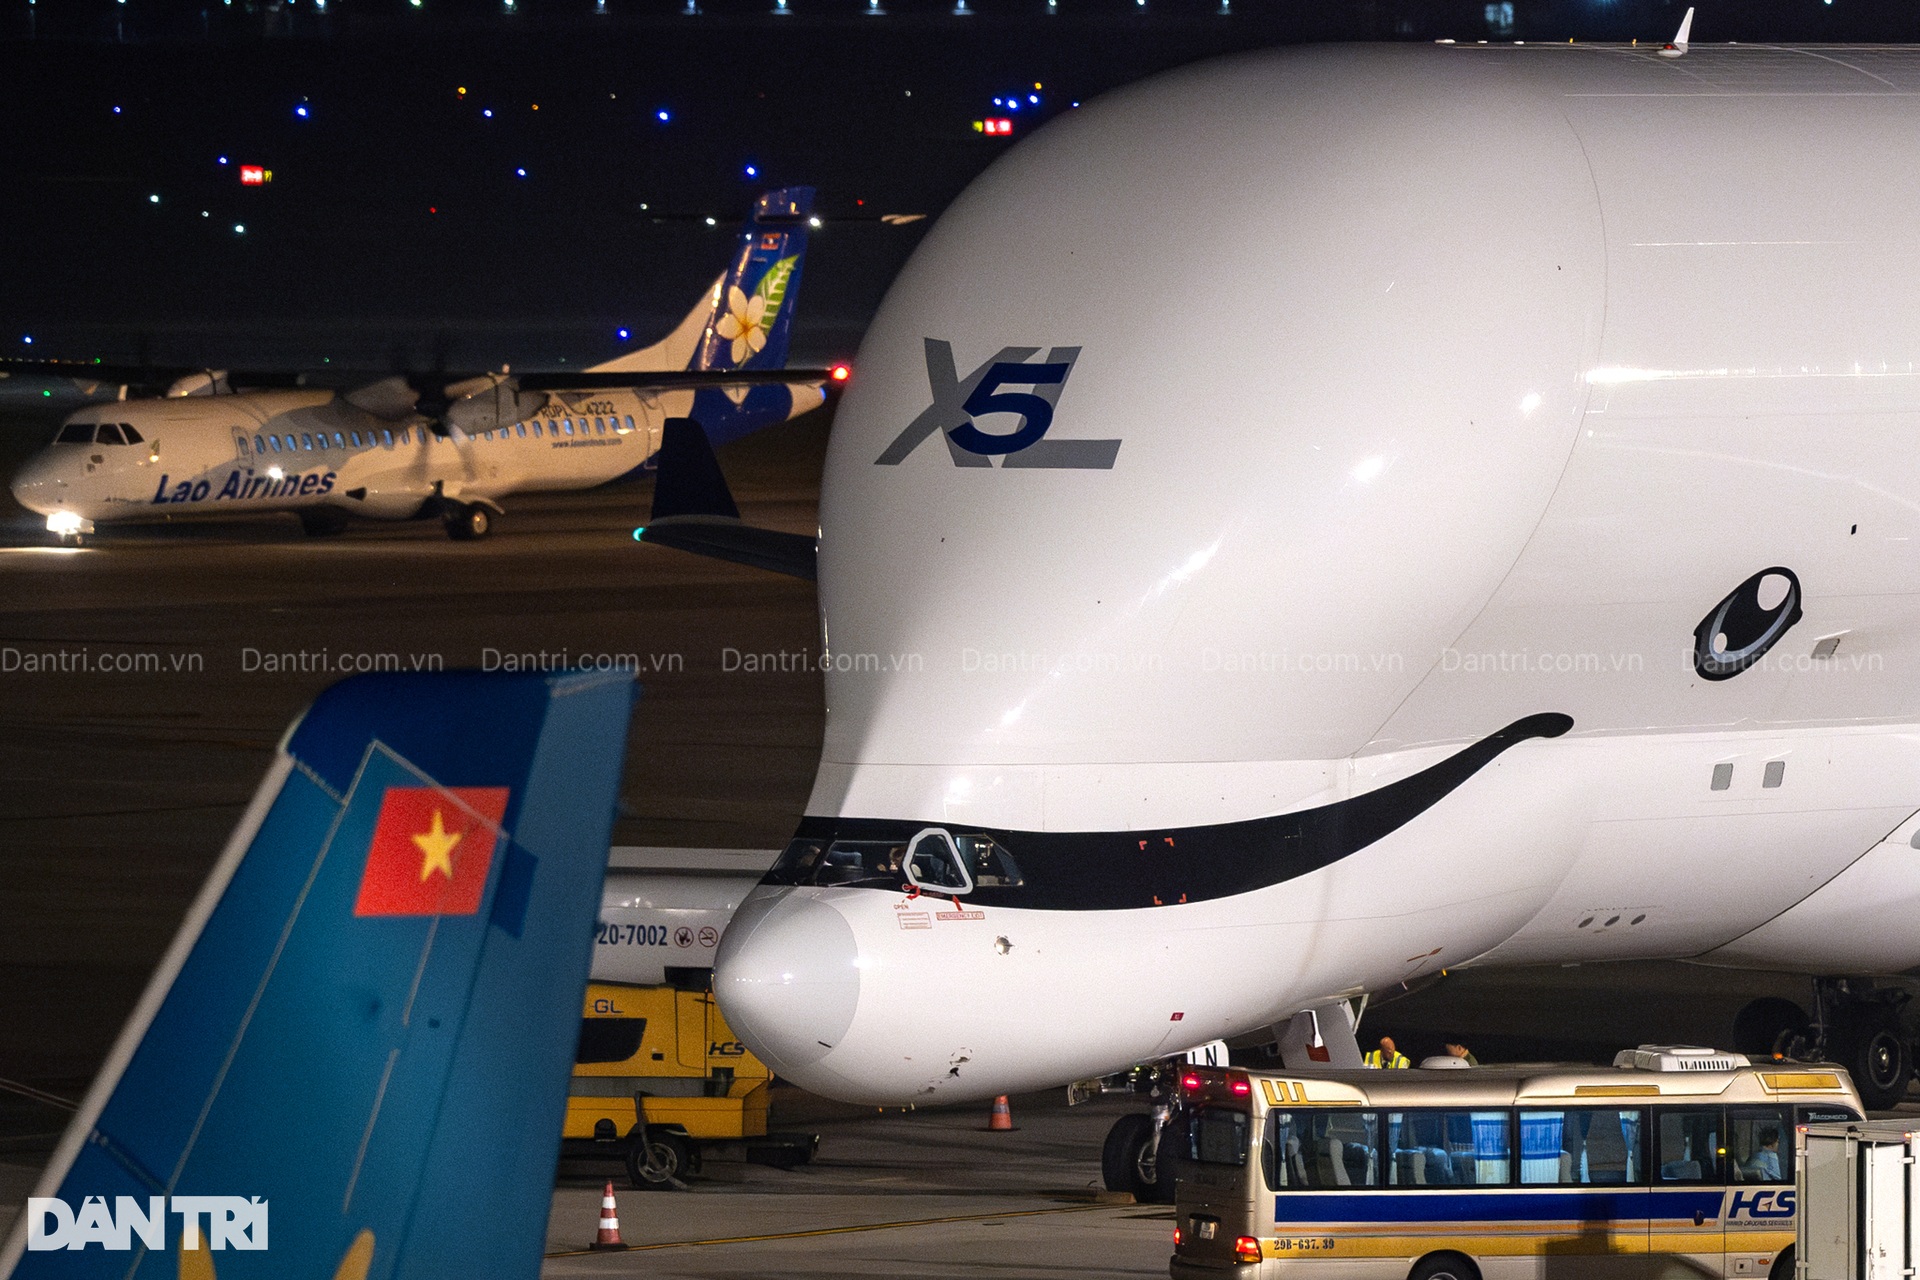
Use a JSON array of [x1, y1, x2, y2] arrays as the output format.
[[1365, 1049, 1410, 1069]]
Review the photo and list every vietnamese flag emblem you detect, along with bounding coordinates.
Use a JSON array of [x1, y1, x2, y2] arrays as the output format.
[[353, 786, 511, 918]]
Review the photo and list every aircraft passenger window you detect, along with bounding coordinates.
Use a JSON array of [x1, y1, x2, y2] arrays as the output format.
[[516, 423, 527, 438], [56, 423, 93, 444], [333, 432, 345, 448], [268, 436, 282, 452], [955, 834, 1024, 887], [1726, 1108, 1790, 1184], [532, 423, 543, 437], [400, 429, 411, 445], [1656, 1109, 1722, 1184], [563, 420, 575, 435], [621, 415, 635, 433], [596, 417, 607, 434], [1266, 1110, 1381, 1189], [382, 430, 393, 448], [1387, 1110, 1511, 1186], [1520, 1109, 1643, 1185], [296, 433, 309, 450], [254, 435, 266, 453], [120, 425, 142, 444], [95, 423, 126, 445]]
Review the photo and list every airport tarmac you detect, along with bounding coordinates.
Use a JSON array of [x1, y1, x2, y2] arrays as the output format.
[[0, 397, 1874, 1276]]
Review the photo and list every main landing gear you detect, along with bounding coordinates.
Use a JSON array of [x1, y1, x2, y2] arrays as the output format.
[[1734, 978, 1913, 1110], [442, 501, 494, 541]]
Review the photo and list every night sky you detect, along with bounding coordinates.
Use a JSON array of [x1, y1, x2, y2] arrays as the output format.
[[6, 0, 1920, 373]]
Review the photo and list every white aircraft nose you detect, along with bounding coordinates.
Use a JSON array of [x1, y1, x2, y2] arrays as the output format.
[[9, 453, 61, 515], [713, 891, 861, 1076]]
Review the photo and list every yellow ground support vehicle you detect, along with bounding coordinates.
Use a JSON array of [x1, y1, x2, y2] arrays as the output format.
[[562, 980, 817, 1189]]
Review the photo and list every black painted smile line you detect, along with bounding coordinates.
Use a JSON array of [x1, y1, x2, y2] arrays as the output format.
[[769, 713, 1576, 912]]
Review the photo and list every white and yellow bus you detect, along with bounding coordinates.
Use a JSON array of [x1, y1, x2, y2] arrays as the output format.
[[1169, 1047, 1862, 1280]]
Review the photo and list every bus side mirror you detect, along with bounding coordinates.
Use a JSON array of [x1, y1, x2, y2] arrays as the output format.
[[905, 828, 973, 895]]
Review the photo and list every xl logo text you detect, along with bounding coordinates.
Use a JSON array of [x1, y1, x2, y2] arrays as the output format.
[[1728, 1189, 1796, 1220], [28, 1195, 269, 1251], [875, 340, 1120, 469]]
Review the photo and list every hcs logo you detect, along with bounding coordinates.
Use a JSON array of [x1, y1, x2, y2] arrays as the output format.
[[1728, 1189, 1795, 1220], [875, 339, 1120, 469]]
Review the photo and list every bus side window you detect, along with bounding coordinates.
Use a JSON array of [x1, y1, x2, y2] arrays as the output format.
[[1270, 1109, 1381, 1189], [1521, 1109, 1643, 1185], [1726, 1108, 1790, 1184], [1388, 1110, 1512, 1186], [1656, 1108, 1722, 1184]]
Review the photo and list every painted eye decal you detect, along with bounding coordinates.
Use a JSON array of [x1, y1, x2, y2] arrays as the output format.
[[1693, 567, 1802, 681]]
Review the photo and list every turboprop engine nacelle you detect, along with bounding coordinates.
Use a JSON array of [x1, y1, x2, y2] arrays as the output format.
[[444, 375, 546, 436]]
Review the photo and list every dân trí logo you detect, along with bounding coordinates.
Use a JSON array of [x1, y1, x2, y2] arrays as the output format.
[[27, 1196, 268, 1251], [875, 339, 1119, 469]]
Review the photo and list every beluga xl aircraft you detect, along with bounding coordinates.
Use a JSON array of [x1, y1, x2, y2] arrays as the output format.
[[619, 37, 1920, 1136], [7, 187, 837, 542]]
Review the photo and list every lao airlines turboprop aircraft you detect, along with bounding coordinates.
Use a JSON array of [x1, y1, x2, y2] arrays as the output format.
[[7, 187, 835, 542], [691, 42, 1920, 1121]]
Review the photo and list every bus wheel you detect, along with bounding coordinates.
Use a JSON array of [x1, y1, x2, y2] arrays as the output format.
[[626, 1131, 691, 1191], [1769, 1247, 1795, 1280], [1101, 1114, 1160, 1201], [1410, 1252, 1481, 1280]]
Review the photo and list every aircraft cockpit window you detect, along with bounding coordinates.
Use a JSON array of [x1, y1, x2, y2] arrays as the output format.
[[954, 834, 1024, 887], [56, 423, 93, 444], [95, 423, 126, 445], [814, 840, 907, 887], [905, 828, 972, 894], [120, 425, 143, 444]]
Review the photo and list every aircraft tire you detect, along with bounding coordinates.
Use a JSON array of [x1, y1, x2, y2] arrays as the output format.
[[444, 504, 492, 541], [626, 1130, 692, 1191], [1102, 1113, 1169, 1202], [1830, 1004, 1910, 1110], [1733, 998, 1809, 1059]]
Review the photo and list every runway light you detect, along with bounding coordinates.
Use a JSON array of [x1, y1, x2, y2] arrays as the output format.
[[147, 193, 160, 204], [745, 163, 758, 177], [1028, 93, 1039, 103], [808, 215, 822, 227], [112, 105, 122, 114], [457, 86, 466, 96], [21, 335, 32, 345], [217, 155, 229, 165], [233, 223, 246, 234], [483, 108, 494, 118], [829, 362, 851, 382], [705, 216, 717, 226], [294, 102, 310, 118], [656, 108, 671, 122], [617, 327, 631, 340], [515, 167, 527, 177]]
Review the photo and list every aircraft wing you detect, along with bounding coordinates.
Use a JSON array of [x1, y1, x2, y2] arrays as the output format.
[[513, 368, 840, 393], [2, 668, 636, 1280]]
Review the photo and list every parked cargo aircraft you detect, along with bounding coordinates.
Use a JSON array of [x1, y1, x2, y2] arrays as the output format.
[[705, 43, 1920, 1115], [7, 187, 829, 541]]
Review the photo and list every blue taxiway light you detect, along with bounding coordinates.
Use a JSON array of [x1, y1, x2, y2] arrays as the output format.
[[617, 328, 631, 341], [632, 527, 646, 541]]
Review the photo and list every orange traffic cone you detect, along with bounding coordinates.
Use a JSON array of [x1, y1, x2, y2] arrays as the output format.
[[987, 1095, 1016, 1131], [591, 1179, 628, 1250]]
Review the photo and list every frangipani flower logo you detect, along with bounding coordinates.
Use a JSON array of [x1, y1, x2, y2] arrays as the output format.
[[715, 285, 767, 365]]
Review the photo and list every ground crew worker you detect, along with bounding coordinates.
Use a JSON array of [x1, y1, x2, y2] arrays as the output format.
[[1364, 1035, 1410, 1068], [1443, 1038, 1480, 1065]]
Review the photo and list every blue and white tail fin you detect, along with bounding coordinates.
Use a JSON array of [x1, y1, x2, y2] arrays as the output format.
[[2, 669, 636, 1280], [590, 186, 814, 376]]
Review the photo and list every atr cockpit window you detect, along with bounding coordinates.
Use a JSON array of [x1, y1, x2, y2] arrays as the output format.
[[121, 425, 143, 444], [95, 424, 126, 445], [906, 829, 971, 893], [957, 834, 1025, 887], [56, 423, 93, 444]]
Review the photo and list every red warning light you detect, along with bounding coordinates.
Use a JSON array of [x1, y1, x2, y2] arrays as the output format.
[[1181, 1073, 1202, 1092], [976, 118, 1014, 136], [829, 362, 852, 383], [239, 165, 271, 186]]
